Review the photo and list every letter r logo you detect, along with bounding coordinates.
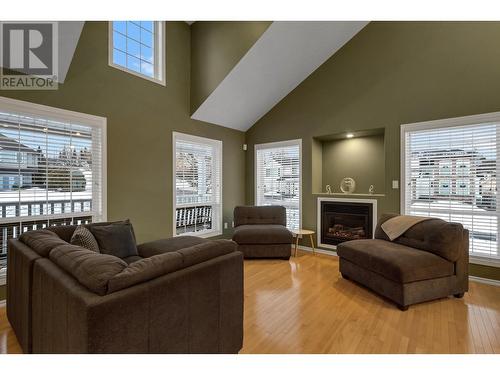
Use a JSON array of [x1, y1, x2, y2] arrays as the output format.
[[1, 22, 55, 75]]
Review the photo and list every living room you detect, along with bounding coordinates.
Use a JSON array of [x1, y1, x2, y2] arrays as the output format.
[[1, 0, 500, 372]]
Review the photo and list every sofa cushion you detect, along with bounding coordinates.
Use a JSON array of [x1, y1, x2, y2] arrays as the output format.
[[336, 239, 454, 283], [137, 236, 207, 258], [107, 239, 237, 293], [234, 205, 286, 226], [122, 255, 143, 264], [375, 213, 465, 262], [49, 244, 127, 295], [90, 221, 138, 259], [19, 229, 69, 257], [232, 224, 292, 244], [70, 225, 100, 252], [177, 239, 237, 267], [107, 252, 183, 293]]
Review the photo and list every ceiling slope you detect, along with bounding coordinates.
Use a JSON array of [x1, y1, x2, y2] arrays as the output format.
[[191, 21, 368, 131], [58, 21, 85, 83]]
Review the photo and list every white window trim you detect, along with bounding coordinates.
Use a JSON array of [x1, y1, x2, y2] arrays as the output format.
[[172, 132, 223, 238], [108, 21, 166, 86], [254, 138, 302, 230], [0, 95, 107, 223], [0, 96, 107, 286], [401, 111, 500, 268]]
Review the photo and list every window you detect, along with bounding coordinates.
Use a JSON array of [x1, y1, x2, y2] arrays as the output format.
[[255, 139, 301, 230], [109, 21, 165, 85], [401, 112, 500, 265], [0, 96, 106, 285], [173, 132, 222, 237]]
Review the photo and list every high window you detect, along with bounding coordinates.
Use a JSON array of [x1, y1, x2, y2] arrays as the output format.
[[0, 96, 106, 285], [402, 112, 500, 265], [255, 139, 301, 230], [109, 21, 165, 85], [173, 132, 222, 237]]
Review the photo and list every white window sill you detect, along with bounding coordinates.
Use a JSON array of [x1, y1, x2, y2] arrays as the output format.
[[470, 256, 500, 268], [109, 62, 166, 86], [175, 230, 223, 239]]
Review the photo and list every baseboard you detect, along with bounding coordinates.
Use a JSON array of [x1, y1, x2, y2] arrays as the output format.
[[297, 245, 338, 257], [469, 275, 500, 287]]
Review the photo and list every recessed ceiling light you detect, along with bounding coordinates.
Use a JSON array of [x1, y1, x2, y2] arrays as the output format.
[[346, 133, 354, 138]]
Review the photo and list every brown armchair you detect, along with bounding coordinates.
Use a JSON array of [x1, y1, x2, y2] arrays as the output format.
[[232, 206, 292, 259]]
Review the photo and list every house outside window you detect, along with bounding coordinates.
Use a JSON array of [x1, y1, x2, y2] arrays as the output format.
[[402, 113, 500, 265], [255, 139, 302, 230], [173, 132, 222, 238], [109, 21, 166, 85], [0, 96, 106, 285]]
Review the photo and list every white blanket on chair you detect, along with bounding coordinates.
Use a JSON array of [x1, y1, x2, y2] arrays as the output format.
[[381, 215, 432, 241]]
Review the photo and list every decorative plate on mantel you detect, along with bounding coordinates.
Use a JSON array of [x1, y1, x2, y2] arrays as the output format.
[[340, 177, 356, 194]]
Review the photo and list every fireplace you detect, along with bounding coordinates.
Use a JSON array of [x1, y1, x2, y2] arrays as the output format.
[[317, 198, 377, 248]]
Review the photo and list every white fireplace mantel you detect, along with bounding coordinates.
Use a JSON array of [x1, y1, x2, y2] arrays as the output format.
[[317, 196, 378, 249]]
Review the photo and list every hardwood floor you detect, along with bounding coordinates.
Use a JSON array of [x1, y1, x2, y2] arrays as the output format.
[[0, 301, 21, 354], [241, 252, 500, 353], [1, 252, 500, 354]]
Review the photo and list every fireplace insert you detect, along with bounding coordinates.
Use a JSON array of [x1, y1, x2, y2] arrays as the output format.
[[320, 201, 373, 246]]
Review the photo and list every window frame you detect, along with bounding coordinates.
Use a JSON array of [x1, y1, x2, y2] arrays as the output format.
[[254, 139, 302, 230], [172, 131, 223, 238], [401, 111, 500, 268], [0, 96, 107, 285], [108, 21, 166, 86]]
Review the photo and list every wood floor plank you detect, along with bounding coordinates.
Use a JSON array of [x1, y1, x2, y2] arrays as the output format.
[[1, 252, 499, 354]]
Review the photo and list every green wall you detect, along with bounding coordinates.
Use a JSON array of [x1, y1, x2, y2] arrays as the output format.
[[245, 21, 500, 280], [0, 21, 246, 243], [190, 21, 271, 113], [320, 135, 385, 194]]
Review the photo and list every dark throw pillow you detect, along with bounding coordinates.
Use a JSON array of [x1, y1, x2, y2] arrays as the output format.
[[70, 225, 100, 253], [90, 221, 138, 259]]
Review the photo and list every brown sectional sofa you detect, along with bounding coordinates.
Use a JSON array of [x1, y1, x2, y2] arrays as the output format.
[[336, 213, 469, 310], [232, 206, 292, 259], [7, 221, 244, 353]]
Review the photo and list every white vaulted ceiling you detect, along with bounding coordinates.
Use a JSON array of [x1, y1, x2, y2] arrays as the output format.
[[191, 21, 368, 131]]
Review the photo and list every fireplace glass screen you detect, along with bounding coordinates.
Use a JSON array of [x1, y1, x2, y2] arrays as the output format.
[[320, 201, 373, 246]]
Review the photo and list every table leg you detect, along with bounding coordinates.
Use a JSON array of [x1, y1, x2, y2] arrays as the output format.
[[310, 234, 315, 256], [295, 235, 299, 257]]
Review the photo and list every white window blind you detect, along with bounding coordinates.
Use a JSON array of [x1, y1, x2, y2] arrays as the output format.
[[0, 97, 106, 284], [173, 132, 222, 237], [255, 139, 301, 230], [109, 21, 165, 85], [402, 115, 500, 264]]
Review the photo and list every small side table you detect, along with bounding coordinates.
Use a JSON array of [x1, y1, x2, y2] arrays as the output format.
[[291, 229, 316, 257]]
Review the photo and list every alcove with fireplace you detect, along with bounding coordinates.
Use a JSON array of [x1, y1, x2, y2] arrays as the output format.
[[311, 128, 385, 249]]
